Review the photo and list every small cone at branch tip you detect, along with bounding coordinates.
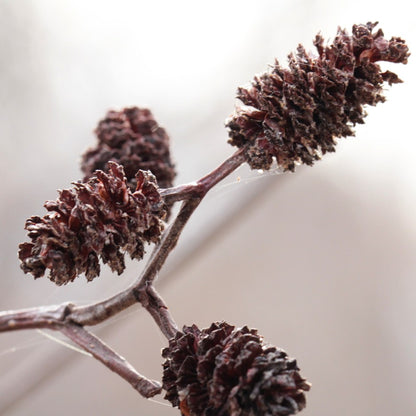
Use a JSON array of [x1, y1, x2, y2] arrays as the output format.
[[226, 22, 409, 171], [162, 322, 310, 416], [18, 162, 166, 285]]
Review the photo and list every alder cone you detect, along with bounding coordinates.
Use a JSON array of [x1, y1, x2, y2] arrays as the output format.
[[162, 322, 310, 416], [227, 22, 409, 171], [19, 162, 165, 285], [82, 107, 176, 191]]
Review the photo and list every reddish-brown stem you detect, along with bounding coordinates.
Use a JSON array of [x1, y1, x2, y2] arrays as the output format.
[[0, 147, 247, 397], [60, 323, 162, 398], [136, 283, 179, 339], [197, 147, 246, 191], [0, 305, 162, 398], [69, 148, 247, 329], [69, 197, 201, 331], [160, 147, 246, 203], [0, 303, 72, 332], [0, 148, 246, 334], [137, 198, 202, 287]]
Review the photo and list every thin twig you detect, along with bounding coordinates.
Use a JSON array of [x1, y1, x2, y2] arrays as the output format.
[[136, 283, 179, 339], [0, 303, 72, 332], [0, 148, 246, 335], [137, 198, 202, 288], [0, 306, 162, 398], [60, 323, 162, 398], [160, 147, 246, 203], [0, 147, 247, 397], [68, 197, 201, 329], [0, 199, 200, 335], [69, 148, 246, 329]]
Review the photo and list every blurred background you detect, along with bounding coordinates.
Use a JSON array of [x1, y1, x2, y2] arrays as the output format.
[[0, 0, 415, 415]]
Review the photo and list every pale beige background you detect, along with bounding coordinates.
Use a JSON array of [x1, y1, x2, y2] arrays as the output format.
[[0, 0, 415, 415]]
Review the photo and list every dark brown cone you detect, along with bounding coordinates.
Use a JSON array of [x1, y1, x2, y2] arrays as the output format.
[[162, 322, 310, 416], [18, 162, 165, 285], [226, 22, 409, 171], [81, 107, 176, 191]]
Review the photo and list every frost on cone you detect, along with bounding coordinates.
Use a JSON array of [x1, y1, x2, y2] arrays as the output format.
[[227, 22, 409, 171], [19, 162, 165, 285], [82, 107, 176, 191], [162, 322, 310, 416]]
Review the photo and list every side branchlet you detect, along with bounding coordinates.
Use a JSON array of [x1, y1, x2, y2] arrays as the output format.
[[0, 22, 408, 416]]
